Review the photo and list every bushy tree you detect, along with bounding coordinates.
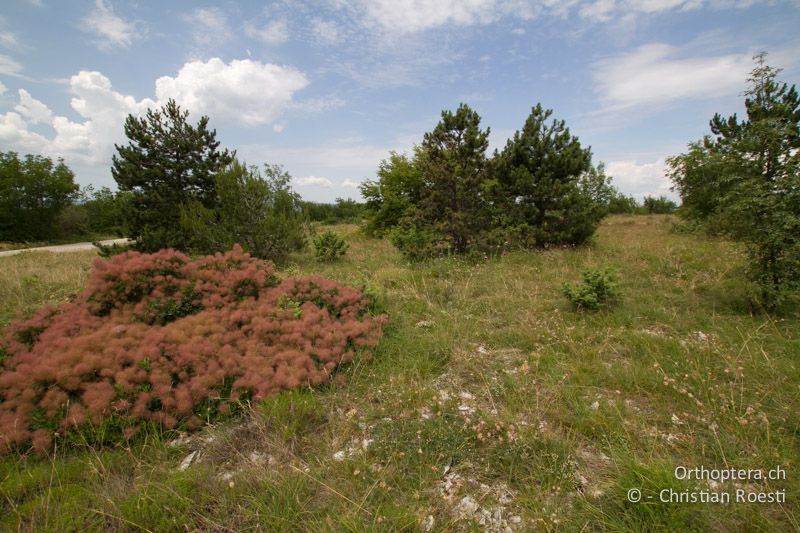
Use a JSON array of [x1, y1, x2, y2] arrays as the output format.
[[491, 104, 598, 246], [112, 99, 234, 252], [668, 53, 800, 309], [180, 160, 306, 263], [360, 151, 423, 236], [0, 151, 78, 242]]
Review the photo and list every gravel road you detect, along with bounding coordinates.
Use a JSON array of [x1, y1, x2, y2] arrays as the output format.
[[0, 238, 131, 258]]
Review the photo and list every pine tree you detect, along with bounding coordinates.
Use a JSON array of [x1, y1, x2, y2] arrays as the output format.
[[112, 99, 234, 252], [416, 103, 490, 252], [492, 104, 594, 246]]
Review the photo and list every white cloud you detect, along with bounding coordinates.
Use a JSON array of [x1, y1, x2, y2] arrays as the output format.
[[0, 81, 6, 95], [83, 0, 141, 50], [0, 70, 155, 168], [607, 158, 675, 199], [0, 57, 314, 181], [339, 0, 774, 33], [184, 7, 230, 48], [357, 0, 502, 33], [0, 111, 49, 151], [296, 175, 333, 187], [0, 53, 22, 75], [155, 58, 309, 126], [311, 18, 340, 45], [510, 27, 525, 35], [341, 178, 360, 188], [14, 89, 53, 124], [245, 19, 289, 45], [272, 122, 286, 133], [580, 0, 617, 21], [0, 31, 18, 48], [592, 43, 752, 112]]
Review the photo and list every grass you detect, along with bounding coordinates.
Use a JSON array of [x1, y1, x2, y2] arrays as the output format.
[[1, 214, 798, 531]]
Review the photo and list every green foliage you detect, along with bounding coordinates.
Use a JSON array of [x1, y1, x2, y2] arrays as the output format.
[[313, 230, 349, 262], [300, 198, 365, 224], [418, 104, 491, 252], [0, 151, 79, 242], [608, 192, 640, 214], [491, 104, 599, 247], [82, 186, 131, 235], [180, 160, 306, 264], [369, 105, 614, 259], [561, 267, 621, 310], [642, 195, 678, 214], [360, 151, 423, 236], [389, 223, 437, 261], [112, 99, 234, 252], [668, 53, 800, 309]]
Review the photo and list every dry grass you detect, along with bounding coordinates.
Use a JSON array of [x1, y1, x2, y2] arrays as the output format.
[[1, 215, 798, 531]]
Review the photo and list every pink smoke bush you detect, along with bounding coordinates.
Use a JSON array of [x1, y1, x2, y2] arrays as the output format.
[[0, 245, 386, 454]]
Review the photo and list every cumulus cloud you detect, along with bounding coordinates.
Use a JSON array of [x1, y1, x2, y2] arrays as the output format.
[[341, 178, 360, 188], [592, 43, 752, 112], [0, 70, 156, 167], [14, 89, 53, 124], [245, 19, 289, 45], [155, 58, 309, 126], [0, 56, 314, 182], [184, 7, 230, 48], [296, 175, 333, 187], [83, 0, 141, 50], [607, 158, 675, 199]]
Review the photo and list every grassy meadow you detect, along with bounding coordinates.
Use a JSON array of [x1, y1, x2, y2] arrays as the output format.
[[1, 215, 798, 531]]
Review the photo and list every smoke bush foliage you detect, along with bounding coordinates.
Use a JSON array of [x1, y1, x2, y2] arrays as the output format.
[[0, 246, 386, 454]]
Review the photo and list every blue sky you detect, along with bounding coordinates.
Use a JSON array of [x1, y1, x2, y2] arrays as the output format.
[[1, 0, 799, 202]]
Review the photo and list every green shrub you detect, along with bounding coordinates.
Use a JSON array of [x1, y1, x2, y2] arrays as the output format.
[[180, 160, 306, 264], [313, 231, 348, 262], [561, 267, 621, 310], [389, 225, 437, 261]]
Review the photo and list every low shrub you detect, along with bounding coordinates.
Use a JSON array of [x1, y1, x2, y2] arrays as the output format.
[[561, 267, 621, 310], [0, 245, 386, 454], [313, 231, 348, 262], [389, 225, 437, 261]]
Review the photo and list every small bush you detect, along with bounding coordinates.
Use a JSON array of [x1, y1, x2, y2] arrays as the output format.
[[561, 267, 621, 310], [389, 225, 437, 261], [0, 245, 386, 454], [313, 231, 348, 262]]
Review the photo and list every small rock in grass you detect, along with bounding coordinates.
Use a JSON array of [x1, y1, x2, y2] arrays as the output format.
[[178, 450, 198, 471]]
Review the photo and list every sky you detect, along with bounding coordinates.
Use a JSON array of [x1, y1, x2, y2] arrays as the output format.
[[1, 1, 799, 203]]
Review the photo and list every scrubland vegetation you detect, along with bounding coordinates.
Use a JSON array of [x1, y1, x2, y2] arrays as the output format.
[[1, 216, 798, 531], [1, 55, 798, 531]]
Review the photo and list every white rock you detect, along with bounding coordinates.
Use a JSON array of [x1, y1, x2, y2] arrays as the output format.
[[422, 515, 435, 532], [178, 450, 198, 471], [456, 495, 480, 517], [333, 450, 346, 461]]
